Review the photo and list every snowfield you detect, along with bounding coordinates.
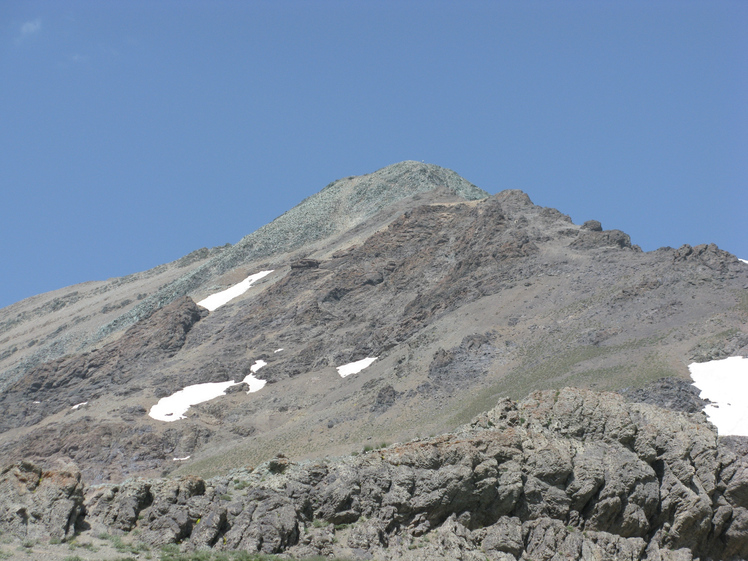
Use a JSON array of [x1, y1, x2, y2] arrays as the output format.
[[690, 356, 748, 436], [337, 357, 378, 378], [149, 360, 268, 422], [197, 270, 273, 311]]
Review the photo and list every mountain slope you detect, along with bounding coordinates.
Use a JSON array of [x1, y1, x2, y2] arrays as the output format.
[[1, 163, 746, 486], [0, 161, 487, 393]]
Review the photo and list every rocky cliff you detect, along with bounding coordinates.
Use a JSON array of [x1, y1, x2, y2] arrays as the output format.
[[3, 388, 747, 560]]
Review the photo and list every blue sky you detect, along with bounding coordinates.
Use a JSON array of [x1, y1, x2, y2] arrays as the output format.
[[1, 1, 746, 309]]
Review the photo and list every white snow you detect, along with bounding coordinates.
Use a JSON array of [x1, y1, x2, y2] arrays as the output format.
[[33, 401, 41, 404], [337, 357, 378, 378], [251, 360, 267, 373], [243, 360, 268, 393], [71, 402, 87, 410], [149, 359, 269, 422], [197, 270, 273, 311], [149, 380, 238, 421], [740, 258, 748, 265], [242, 374, 267, 393], [689, 356, 748, 436], [173, 456, 191, 461], [274, 348, 284, 353]]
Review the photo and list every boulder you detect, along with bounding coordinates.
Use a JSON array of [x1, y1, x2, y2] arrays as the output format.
[[0, 460, 84, 541]]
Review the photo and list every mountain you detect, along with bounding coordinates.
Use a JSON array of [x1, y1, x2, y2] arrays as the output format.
[[1, 161, 747, 560]]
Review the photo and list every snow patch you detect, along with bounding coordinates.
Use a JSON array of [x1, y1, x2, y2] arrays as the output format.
[[72, 402, 87, 410], [242, 374, 267, 393], [274, 348, 283, 353], [337, 357, 378, 378], [197, 270, 273, 311], [243, 359, 267, 393], [740, 258, 748, 265], [149, 359, 269, 421], [251, 360, 267, 373], [173, 456, 190, 461], [690, 356, 748, 436], [149, 381, 238, 421]]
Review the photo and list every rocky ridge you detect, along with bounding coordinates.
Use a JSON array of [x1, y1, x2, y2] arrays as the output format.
[[2, 387, 748, 560]]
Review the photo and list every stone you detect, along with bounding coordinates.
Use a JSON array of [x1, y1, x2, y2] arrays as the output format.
[[582, 219, 603, 231], [0, 461, 84, 541]]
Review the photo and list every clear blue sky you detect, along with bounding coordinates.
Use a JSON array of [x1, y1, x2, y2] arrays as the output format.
[[2, 1, 746, 310]]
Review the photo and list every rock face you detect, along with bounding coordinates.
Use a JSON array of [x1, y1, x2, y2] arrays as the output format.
[[0, 461, 84, 541], [4, 388, 742, 560]]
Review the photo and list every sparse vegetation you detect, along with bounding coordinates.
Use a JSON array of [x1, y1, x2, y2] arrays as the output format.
[[67, 538, 98, 551], [97, 532, 150, 555]]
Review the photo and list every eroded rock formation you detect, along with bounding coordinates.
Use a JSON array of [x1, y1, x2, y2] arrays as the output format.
[[4, 387, 747, 560]]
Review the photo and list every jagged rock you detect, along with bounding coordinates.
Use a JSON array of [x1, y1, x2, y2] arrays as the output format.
[[674, 243, 738, 273], [371, 384, 401, 412], [689, 330, 748, 363], [570, 228, 632, 249], [290, 258, 320, 269], [620, 377, 710, 414], [74, 388, 748, 559], [582, 219, 603, 231], [0, 461, 84, 541]]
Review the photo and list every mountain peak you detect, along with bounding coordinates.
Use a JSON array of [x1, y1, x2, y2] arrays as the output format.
[[95, 162, 489, 338], [357, 160, 489, 202]]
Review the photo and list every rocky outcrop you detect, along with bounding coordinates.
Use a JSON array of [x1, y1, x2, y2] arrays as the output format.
[[0, 461, 84, 541], [674, 243, 739, 273], [290, 258, 321, 269], [570, 228, 632, 250], [689, 331, 748, 364], [620, 377, 711, 414], [72, 388, 748, 560]]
